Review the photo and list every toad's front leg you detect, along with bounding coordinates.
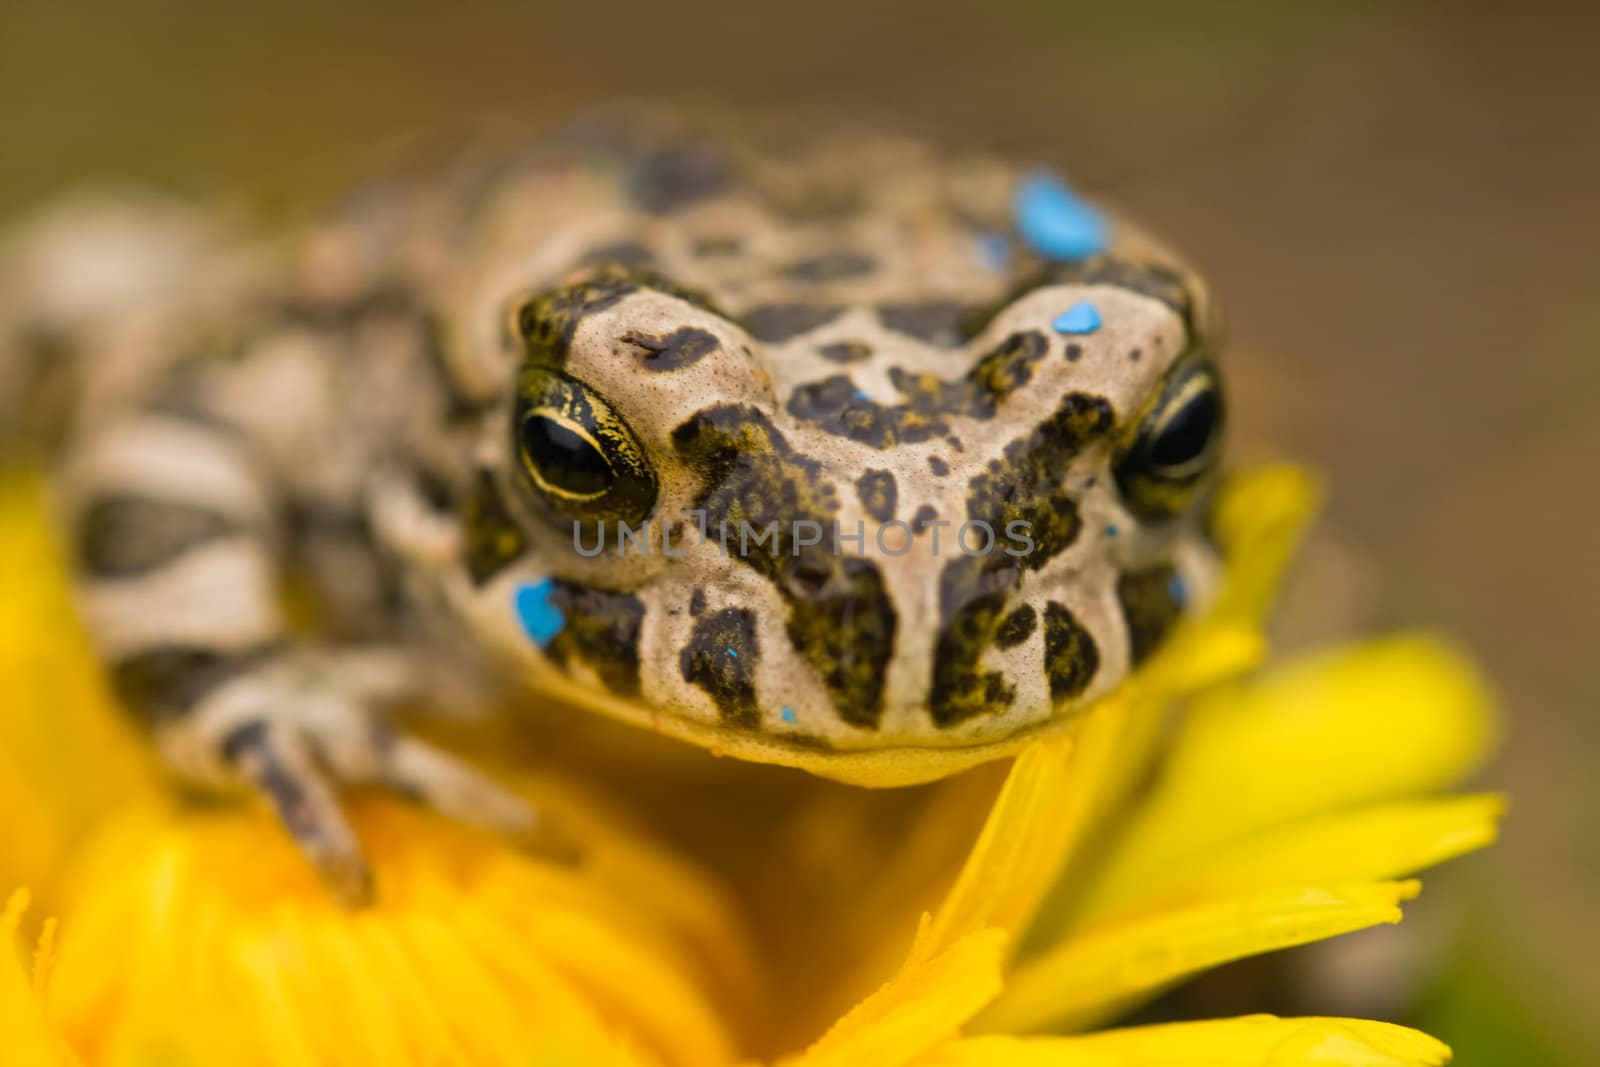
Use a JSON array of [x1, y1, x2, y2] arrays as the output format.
[[63, 411, 562, 904]]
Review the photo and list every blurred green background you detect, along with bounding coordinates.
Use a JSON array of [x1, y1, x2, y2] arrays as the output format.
[[4, 2, 1595, 1062]]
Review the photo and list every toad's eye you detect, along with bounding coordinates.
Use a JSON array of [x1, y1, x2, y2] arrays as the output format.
[[513, 366, 658, 528], [520, 415, 613, 499], [1114, 356, 1225, 519]]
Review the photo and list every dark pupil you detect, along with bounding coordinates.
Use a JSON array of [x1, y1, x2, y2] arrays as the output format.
[[521, 415, 615, 497], [1149, 388, 1219, 470]]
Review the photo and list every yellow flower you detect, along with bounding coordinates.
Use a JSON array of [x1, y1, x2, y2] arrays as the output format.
[[0, 464, 1501, 1066]]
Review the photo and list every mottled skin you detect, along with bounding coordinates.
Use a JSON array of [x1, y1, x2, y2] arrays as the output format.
[[0, 114, 1227, 898]]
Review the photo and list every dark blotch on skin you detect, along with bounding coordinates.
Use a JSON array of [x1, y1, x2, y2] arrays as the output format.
[[692, 236, 744, 257], [1044, 602, 1100, 702], [912, 504, 939, 534], [818, 340, 874, 364], [517, 271, 639, 364], [689, 587, 707, 616], [964, 331, 1052, 405], [928, 392, 1115, 726], [928, 456, 949, 477], [627, 144, 731, 214], [673, 406, 896, 728], [855, 469, 898, 523], [416, 467, 457, 514], [218, 719, 314, 830], [994, 605, 1037, 649], [544, 580, 646, 697], [742, 303, 847, 343], [459, 470, 527, 586], [1117, 564, 1185, 666], [681, 608, 761, 728], [288, 500, 404, 629], [111, 643, 280, 726], [76, 495, 236, 578], [217, 718, 271, 765], [782, 251, 878, 283], [578, 241, 656, 271], [518, 266, 726, 364], [624, 326, 721, 371], [787, 331, 1050, 448], [877, 301, 971, 348], [218, 719, 350, 882], [787, 375, 918, 447]]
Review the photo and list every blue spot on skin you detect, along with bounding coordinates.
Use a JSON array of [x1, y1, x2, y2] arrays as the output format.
[[974, 231, 1012, 271], [1105, 524, 1119, 539], [1053, 301, 1102, 335], [726, 647, 738, 659], [1015, 170, 1107, 261], [514, 579, 566, 648], [1168, 572, 1190, 608], [852, 389, 869, 402], [781, 706, 798, 724]]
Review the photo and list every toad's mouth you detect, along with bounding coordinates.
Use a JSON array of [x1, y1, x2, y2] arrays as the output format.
[[512, 645, 1092, 788]]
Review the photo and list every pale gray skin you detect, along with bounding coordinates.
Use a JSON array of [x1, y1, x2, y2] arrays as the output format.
[[0, 116, 1226, 900]]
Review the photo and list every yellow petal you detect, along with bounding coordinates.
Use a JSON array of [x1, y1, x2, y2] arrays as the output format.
[[42, 798, 744, 1067], [1081, 636, 1496, 919], [789, 925, 1007, 1067], [1085, 795, 1502, 920], [919, 1015, 1450, 1066], [915, 735, 1080, 961], [0, 471, 160, 900], [2, 890, 81, 1067], [918, 681, 1195, 966], [1207, 464, 1323, 629], [978, 881, 1419, 1034]]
